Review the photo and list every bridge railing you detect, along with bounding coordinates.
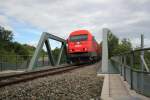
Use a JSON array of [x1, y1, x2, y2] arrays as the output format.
[[0, 55, 32, 71], [111, 47, 150, 97], [0, 54, 59, 71]]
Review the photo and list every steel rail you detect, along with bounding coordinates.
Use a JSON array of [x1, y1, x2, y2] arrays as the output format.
[[0, 63, 88, 88]]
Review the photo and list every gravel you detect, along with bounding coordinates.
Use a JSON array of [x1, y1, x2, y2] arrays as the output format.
[[0, 63, 104, 100]]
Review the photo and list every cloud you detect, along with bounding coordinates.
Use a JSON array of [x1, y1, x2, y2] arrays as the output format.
[[0, 14, 13, 30], [131, 37, 150, 48], [0, 0, 150, 47]]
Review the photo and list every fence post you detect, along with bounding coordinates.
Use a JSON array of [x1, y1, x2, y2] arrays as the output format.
[[3, 56, 6, 71], [124, 55, 126, 81], [130, 51, 134, 89], [120, 56, 122, 76], [26, 56, 30, 69], [0, 56, 2, 71], [16, 55, 18, 70], [42, 54, 45, 66]]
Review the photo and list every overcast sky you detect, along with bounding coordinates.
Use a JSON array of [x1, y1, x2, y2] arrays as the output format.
[[0, 0, 150, 48]]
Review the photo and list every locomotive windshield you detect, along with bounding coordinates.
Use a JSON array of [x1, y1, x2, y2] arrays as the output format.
[[70, 34, 88, 42]]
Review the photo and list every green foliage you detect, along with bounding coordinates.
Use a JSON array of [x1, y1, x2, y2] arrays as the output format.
[[113, 38, 132, 55], [51, 47, 67, 64], [0, 26, 13, 41], [52, 47, 60, 60], [108, 32, 150, 71], [23, 44, 36, 55], [108, 32, 132, 58], [0, 26, 38, 60], [108, 32, 119, 58]]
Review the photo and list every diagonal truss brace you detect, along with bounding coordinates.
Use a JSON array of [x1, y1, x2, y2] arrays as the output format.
[[28, 32, 66, 71]]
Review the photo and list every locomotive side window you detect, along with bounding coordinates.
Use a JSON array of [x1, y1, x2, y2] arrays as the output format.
[[70, 34, 88, 42], [93, 37, 96, 42]]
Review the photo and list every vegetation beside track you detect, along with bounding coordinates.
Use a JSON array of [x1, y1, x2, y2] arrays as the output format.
[[0, 26, 67, 70], [108, 32, 150, 70]]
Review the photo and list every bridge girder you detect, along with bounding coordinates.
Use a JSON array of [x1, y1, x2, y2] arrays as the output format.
[[28, 32, 67, 71]]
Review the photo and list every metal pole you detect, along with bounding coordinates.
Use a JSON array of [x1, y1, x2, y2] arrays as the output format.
[[124, 56, 126, 81], [140, 34, 144, 93], [0, 56, 3, 71], [120, 56, 122, 76], [130, 51, 134, 89], [141, 34, 144, 71]]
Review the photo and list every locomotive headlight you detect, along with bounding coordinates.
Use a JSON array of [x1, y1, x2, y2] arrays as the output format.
[[83, 48, 88, 51], [69, 49, 74, 52]]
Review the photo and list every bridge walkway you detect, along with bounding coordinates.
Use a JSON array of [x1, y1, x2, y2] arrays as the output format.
[[98, 60, 150, 100]]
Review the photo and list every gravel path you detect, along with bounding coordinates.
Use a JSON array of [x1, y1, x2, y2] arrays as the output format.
[[0, 63, 103, 100]]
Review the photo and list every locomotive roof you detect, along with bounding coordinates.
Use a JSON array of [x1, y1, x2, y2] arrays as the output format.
[[69, 30, 92, 36]]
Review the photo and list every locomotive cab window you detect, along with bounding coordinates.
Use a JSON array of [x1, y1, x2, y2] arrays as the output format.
[[70, 34, 88, 42]]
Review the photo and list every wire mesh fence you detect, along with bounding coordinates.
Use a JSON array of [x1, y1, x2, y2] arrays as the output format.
[[0, 55, 49, 71], [0, 53, 68, 71], [111, 48, 150, 97], [0, 55, 32, 71]]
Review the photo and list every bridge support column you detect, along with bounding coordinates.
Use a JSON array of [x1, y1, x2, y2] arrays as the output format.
[[101, 28, 109, 73]]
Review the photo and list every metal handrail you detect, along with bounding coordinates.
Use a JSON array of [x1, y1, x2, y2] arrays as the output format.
[[134, 47, 150, 52], [116, 47, 150, 56], [112, 47, 150, 72], [111, 58, 150, 74]]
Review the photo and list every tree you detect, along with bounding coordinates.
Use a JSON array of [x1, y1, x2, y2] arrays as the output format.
[[107, 32, 132, 58], [108, 32, 119, 58], [13, 42, 30, 59], [113, 38, 132, 55], [52, 47, 67, 64], [121, 38, 132, 51], [52, 47, 60, 60], [0, 26, 14, 52], [0, 26, 13, 41]]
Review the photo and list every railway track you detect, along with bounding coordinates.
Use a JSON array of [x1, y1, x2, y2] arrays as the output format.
[[0, 64, 88, 88]]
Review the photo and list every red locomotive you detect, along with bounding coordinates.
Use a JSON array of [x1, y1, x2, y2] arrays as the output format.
[[67, 30, 101, 63]]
